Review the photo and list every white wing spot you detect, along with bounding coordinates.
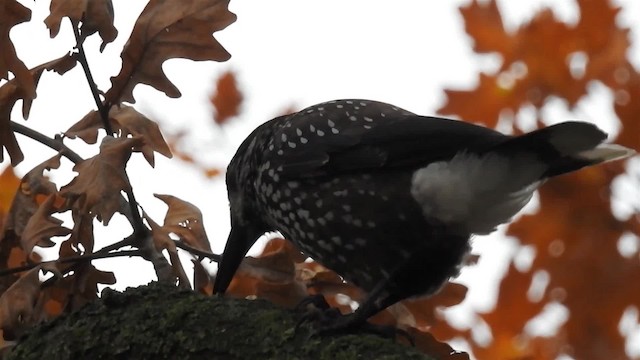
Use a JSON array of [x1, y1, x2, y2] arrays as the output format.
[[317, 130, 325, 136]]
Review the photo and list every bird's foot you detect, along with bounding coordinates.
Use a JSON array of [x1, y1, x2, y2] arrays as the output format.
[[294, 295, 413, 344]]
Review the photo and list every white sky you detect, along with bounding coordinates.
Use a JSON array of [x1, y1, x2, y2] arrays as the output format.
[[4, 0, 640, 357]]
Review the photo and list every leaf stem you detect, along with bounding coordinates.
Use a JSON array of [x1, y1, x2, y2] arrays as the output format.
[[73, 24, 112, 135]]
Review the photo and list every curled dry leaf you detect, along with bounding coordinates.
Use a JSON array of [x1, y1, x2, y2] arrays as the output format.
[[66, 105, 172, 167], [145, 213, 190, 287], [20, 194, 71, 256], [193, 259, 213, 295], [5, 154, 62, 237], [44, 0, 118, 51], [105, 0, 236, 104], [226, 238, 310, 307], [154, 194, 211, 252], [61, 136, 142, 225], [59, 211, 94, 258], [0, 53, 78, 166], [0, 0, 33, 98], [0, 267, 40, 340]]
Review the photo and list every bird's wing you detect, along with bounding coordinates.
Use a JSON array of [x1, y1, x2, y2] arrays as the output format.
[[266, 100, 508, 178]]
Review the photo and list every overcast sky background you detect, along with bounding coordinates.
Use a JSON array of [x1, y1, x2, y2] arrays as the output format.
[[4, 0, 640, 357]]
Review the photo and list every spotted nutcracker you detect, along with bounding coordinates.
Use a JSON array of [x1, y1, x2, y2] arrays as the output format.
[[212, 99, 633, 331]]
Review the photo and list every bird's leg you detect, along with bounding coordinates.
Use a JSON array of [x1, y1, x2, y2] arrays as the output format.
[[296, 265, 412, 342]]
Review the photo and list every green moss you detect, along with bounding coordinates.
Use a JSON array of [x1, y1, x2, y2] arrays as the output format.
[[8, 282, 434, 360]]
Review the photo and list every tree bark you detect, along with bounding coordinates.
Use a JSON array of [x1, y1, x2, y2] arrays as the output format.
[[7, 282, 434, 359]]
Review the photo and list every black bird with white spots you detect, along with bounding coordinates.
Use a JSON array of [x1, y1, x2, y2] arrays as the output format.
[[213, 99, 634, 331]]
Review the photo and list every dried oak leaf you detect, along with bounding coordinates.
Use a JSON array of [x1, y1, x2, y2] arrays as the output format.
[[0, 267, 40, 340], [60, 136, 142, 225], [0, 53, 78, 166], [145, 213, 190, 287], [0, 0, 33, 97], [226, 238, 309, 307], [211, 70, 242, 125], [193, 259, 213, 295], [59, 210, 94, 258], [66, 105, 172, 166], [154, 194, 211, 252], [5, 154, 62, 238], [20, 194, 71, 256], [44, 0, 118, 51], [105, 0, 236, 104]]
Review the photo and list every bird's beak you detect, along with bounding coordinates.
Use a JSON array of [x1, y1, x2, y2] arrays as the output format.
[[213, 223, 261, 295]]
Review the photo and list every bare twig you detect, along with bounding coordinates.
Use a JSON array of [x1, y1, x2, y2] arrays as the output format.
[[175, 241, 222, 263], [11, 121, 83, 164], [0, 249, 142, 277]]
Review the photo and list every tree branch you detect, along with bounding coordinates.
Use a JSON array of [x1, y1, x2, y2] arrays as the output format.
[[73, 24, 112, 135], [175, 241, 221, 263], [0, 249, 142, 277], [10, 121, 83, 164]]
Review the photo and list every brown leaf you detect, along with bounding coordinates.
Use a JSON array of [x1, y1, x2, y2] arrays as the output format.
[[20, 194, 71, 256], [0, 268, 40, 340], [193, 259, 213, 295], [44, 0, 118, 51], [146, 214, 190, 287], [60, 136, 142, 224], [5, 154, 62, 238], [0, 53, 78, 166], [409, 328, 470, 360], [105, 0, 236, 104], [225, 238, 306, 306], [66, 106, 172, 166], [0, 0, 33, 97], [154, 194, 211, 252], [211, 70, 242, 125], [59, 211, 94, 258]]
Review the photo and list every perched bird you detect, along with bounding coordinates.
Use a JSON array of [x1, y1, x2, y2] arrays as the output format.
[[213, 99, 633, 331]]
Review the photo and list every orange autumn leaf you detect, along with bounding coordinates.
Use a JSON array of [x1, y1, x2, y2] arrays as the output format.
[[105, 0, 236, 104], [60, 136, 142, 225], [44, 0, 118, 51], [0, 167, 20, 213], [440, 1, 639, 359], [211, 70, 243, 125]]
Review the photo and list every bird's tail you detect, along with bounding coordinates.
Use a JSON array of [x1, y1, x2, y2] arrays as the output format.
[[496, 121, 635, 177]]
